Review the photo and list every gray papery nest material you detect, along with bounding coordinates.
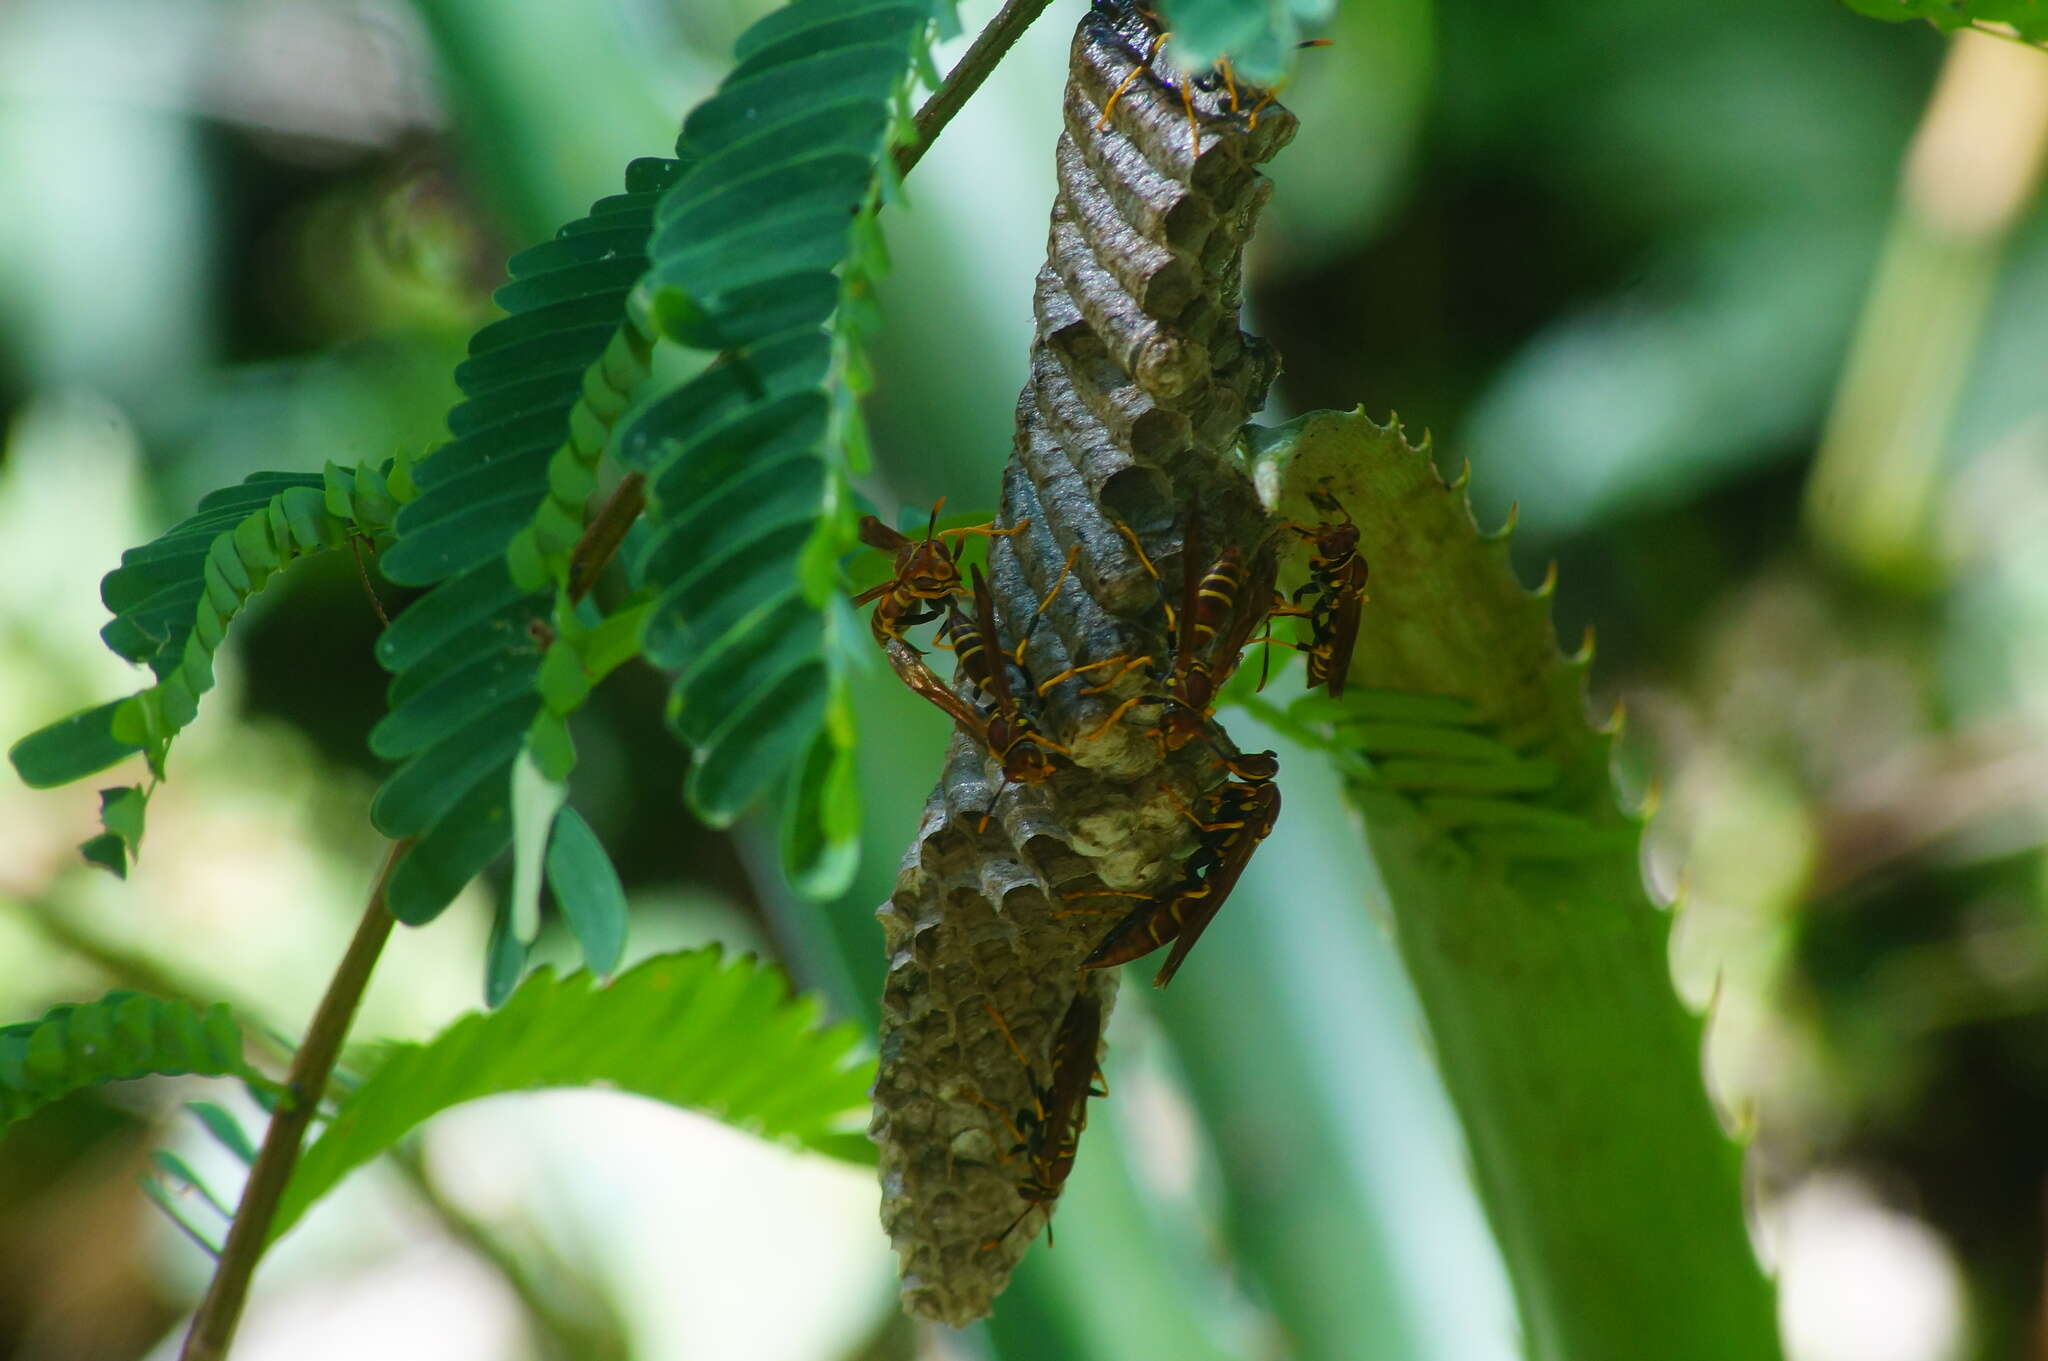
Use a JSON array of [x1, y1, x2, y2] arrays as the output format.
[[870, 2, 1298, 1326]]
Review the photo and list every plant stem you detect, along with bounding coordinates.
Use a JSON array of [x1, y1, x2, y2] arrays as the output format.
[[180, 841, 407, 1361], [896, 0, 1058, 178], [567, 473, 646, 604]]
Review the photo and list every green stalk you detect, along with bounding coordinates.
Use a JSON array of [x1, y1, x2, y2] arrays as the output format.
[[1803, 27, 2048, 587]]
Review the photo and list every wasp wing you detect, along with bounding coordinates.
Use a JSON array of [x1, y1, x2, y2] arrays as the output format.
[[883, 638, 989, 740], [1152, 783, 1280, 987]]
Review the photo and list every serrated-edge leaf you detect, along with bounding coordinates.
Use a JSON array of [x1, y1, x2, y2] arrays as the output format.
[[269, 950, 875, 1240], [1252, 408, 1779, 1361]]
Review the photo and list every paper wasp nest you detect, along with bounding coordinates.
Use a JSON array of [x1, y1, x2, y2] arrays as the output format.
[[871, 1, 1297, 1325]]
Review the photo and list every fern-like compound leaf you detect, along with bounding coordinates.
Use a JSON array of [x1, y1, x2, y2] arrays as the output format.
[[369, 159, 684, 931], [7, 465, 398, 868], [267, 948, 875, 1242], [0, 991, 262, 1128], [599, 0, 925, 892]]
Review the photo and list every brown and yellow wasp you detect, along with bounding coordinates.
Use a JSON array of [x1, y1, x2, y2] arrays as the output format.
[[1064, 747, 1280, 986], [966, 993, 1107, 1249]]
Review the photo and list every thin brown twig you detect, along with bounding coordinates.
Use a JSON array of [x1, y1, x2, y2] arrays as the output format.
[[349, 536, 391, 628], [895, 0, 1059, 180], [180, 840, 409, 1361], [566, 473, 646, 605]]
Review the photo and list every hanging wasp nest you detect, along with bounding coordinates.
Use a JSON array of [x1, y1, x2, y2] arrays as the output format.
[[870, 2, 1297, 1325]]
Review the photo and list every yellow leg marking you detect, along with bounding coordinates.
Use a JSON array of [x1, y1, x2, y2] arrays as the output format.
[[1034, 545, 1080, 619], [959, 1085, 1030, 1153], [1015, 544, 1080, 665], [1096, 32, 1167, 129], [1078, 654, 1152, 696], [1083, 694, 1146, 742], [1162, 784, 1245, 835], [975, 775, 1009, 835], [982, 999, 1039, 1078], [1035, 653, 1148, 696], [1059, 888, 1152, 904], [1110, 521, 1162, 582]]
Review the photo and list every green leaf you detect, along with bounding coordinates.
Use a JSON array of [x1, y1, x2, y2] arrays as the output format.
[[387, 775, 518, 927], [1251, 409, 1779, 1361], [79, 834, 131, 878], [7, 701, 141, 789], [1156, 0, 1333, 83], [78, 785, 152, 878], [0, 992, 257, 1128], [370, 698, 534, 840], [484, 899, 529, 1008], [269, 950, 875, 1241], [546, 808, 629, 976], [779, 726, 861, 901], [508, 748, 568, 946], [153, 1150, 236, 1219], [369, 150, 682, 932], [141, 1176, 223, 1258], [8, 469, 388, 869], [186, 1100, 258, 1163], [685, 660, 829, 827], [597, 0, 924, 875], [1839, 0, 2048, 39]]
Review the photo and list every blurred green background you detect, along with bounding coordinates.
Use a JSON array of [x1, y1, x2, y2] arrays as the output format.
[[2, 0, 2045, 1358]]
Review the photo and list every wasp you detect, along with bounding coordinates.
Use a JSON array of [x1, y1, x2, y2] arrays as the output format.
[[966, 994, 1106, 1249], [851, 499, 1024, 649], [1091, 2, 1325, 156], [884, 562, 1071, 828], [1033, 507, 1268, 754], [1064, 748, 1280, 987], [946, 565, 1071, 796], [1261, 488, 1368, 696]]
